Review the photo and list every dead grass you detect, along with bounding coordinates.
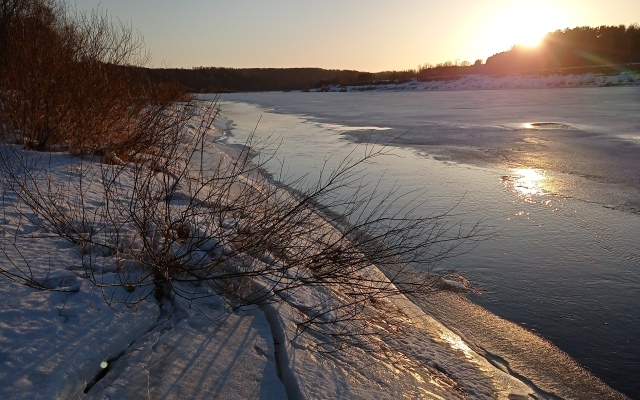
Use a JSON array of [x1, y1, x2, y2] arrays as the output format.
[[0, 0, 186, 158]]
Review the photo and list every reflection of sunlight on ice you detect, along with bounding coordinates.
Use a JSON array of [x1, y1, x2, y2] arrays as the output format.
[[514, 168, 546, 196], [501, 168, 563, 211], [318, 122, 391, 132], [439, 332, 474, 360], [502, 168, 548, 201]]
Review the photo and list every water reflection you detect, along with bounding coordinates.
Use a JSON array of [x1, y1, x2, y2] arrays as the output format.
[[500, 168, 558, 209], [502, 168, 546, 196]]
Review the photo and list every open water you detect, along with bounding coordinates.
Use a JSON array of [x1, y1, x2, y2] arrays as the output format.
[[217, 88, 640, 398]]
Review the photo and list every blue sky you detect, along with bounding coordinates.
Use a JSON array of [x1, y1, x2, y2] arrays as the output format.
[[76, 1, 640, 71]]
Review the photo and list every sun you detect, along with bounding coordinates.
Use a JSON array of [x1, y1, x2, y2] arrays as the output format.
[[477, 3, 571, 57], [505, 4, 552, 47]]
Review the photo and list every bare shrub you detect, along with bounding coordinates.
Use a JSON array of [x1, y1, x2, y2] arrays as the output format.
[[0, 98, 484, 350], [0, 0, 184, 158], [0, 0, 484, 352]]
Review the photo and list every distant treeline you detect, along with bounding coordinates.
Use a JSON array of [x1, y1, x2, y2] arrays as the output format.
[[485, 24, 640, 73], [150, 24, 640, 93], [418, 24, 640, 79], [149, 67, 415, 93]]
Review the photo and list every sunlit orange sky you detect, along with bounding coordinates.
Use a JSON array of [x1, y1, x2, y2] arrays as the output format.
[[78, 0, 639, 72]]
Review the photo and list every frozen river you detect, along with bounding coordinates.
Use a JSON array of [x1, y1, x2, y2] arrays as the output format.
[[216, 87, 640, 398]]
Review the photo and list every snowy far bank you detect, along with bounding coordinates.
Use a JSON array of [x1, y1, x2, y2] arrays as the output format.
[[312, 71, 640, 92], [0, 102, 626, 399]]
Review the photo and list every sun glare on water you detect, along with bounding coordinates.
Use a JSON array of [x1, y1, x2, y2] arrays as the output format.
[[501, 167, 563, 213], [512, 168, 546, 196]]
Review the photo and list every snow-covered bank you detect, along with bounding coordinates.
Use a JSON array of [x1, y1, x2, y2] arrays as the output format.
[[0, 103, 626, 399], [313, 71, 640, 92]]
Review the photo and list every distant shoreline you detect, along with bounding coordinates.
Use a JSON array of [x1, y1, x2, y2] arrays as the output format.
[[151, 62, 640, 93], [308, 71, 640, 92]]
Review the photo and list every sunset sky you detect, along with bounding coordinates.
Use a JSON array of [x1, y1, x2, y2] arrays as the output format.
[[77, 0, 640, 71]]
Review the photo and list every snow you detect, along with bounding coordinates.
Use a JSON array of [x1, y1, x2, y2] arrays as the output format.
[[313, 71, 640, 92], [0, 102, 624, 399], [85, 297, 287, 399]]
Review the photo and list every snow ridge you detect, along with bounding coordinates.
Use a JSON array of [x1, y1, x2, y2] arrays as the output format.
[[259, 301, 305, 400]]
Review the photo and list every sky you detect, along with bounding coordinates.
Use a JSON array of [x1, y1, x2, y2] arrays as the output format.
[[76, 0, 640, 72]]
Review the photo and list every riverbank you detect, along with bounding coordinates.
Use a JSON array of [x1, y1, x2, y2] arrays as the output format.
[[0, 102, 627, 399]]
